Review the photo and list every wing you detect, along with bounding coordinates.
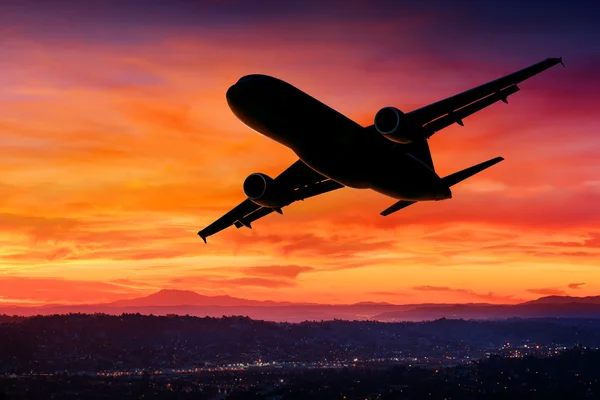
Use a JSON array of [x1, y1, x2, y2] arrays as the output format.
[[367, 57, 563, 138], [198, 160, 344, 242], [416, 57, 564, 137]]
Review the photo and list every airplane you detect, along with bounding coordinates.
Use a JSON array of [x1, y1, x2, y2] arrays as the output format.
[[198, 57, 563, 243]]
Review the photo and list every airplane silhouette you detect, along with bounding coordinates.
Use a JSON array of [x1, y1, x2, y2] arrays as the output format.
[[199, 58, 563, 242]]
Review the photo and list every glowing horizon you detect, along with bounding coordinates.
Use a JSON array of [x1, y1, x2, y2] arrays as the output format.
[[1, 0, 599, 306]]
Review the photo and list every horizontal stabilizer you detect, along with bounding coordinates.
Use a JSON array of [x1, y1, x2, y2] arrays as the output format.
[[441, 156, 504, 187], [381, 200, 416, 216], [380, 156, 504, 216]]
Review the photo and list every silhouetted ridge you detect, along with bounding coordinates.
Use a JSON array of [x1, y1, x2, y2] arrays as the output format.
[[109, 289, 269, 307], [4, 291, 600, 322], [524, 295, 600, 305]]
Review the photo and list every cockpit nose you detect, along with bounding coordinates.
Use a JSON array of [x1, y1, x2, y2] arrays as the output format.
[[227, 75, 271, 104], [237, 75, 259, 84], [226, 76, 257, 102], [226, 84, 238, 102]]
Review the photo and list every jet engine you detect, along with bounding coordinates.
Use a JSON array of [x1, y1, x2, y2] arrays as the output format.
[[243, 173, 285, 207], [374, 107, 419, 144]]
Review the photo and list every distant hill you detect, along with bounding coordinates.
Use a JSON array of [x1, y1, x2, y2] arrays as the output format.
[[523, 295, 600, 305], [109, 289, 280, 307], [3, 290, 600, 322], [375, 302, 600, 321]]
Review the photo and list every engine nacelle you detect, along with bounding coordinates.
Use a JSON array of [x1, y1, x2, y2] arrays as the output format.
[[243, 173, 285, 207], [374, 107, 419, 144]]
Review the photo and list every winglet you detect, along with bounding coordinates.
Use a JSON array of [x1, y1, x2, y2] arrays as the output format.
[[559, 57, 565, 67], [274, 207, 283, 215], [198, 232, 207, 243]]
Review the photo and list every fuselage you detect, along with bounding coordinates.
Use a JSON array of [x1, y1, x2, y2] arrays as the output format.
[[226, 74, 451, 201]]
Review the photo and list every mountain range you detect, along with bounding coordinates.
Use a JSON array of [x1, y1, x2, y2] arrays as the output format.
[[3, 289, 600, 322]]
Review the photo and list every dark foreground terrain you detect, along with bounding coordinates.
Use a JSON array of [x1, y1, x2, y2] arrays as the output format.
[[2, 314, 600, 373], [1, 347, 599, 399], [2, 314, 600, 399]]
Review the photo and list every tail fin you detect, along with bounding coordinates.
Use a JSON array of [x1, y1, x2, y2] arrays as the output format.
[[380, 156, 504, 216]]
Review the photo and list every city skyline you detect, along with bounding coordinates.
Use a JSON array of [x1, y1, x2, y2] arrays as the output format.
[[1, 0, 599, 306]]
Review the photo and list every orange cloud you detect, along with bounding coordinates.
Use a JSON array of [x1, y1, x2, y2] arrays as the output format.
[[568, 283, 586, 290], [168, 275, 295, 289], [240, 265, 314, 278], [366, 291, 414, 299], [412, 286, 523, 303], [526, 288, 567, 296], [0, 277, 148, 304]]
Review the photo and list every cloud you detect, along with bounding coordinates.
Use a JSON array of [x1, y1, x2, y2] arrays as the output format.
[[109, 278, 161, 290], [239, 265, 314, 278], [526, 288, 567, 296], [413, 286, 460, 292], [544, 233, 600, 248], [220, 277, 295, 288], [223, 231, 399, 258], [0, 277, 149, 304], [411, 286, 521, 303], [568, 283, 586, 290], [367, 291, 413, 298], [167, 274, 295, 289]]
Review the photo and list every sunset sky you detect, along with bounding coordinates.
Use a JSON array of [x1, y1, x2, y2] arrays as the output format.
[[1, 0, 599, 306]]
